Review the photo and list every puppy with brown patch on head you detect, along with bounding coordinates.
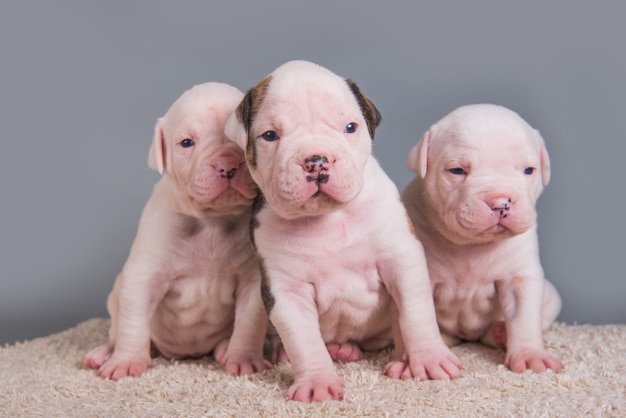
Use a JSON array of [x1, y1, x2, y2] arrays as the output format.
[[403, 104, 563, 373], [83, 83, 270, 380], [225, 60, 461, 403]]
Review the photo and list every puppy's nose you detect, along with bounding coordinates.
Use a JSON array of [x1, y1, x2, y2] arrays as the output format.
[[213, 160, 241, 179], [491, 197, 512, 218], [303, 155, 330, 184]]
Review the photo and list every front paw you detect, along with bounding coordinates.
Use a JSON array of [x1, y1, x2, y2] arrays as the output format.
[[505, 348, 563, 373], [384, 345, 462, 381], [221, 355, 273, 376], [285, 375, 345, 403], [98, 353, 152, 380]]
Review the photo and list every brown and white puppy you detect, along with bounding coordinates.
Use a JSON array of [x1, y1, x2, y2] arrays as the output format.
[[403, 104, 563, 373], [225, 60, 461, 403], [83, 83, 270, 380]]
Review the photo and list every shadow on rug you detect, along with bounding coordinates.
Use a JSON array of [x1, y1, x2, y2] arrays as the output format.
[[1, 319, 625, 417]]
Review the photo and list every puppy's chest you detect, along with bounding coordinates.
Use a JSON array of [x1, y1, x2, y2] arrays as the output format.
[[176, 218, 250, 267], [260, 214, 386, 312]]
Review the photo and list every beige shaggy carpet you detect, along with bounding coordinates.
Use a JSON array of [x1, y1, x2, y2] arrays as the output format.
[[1, 319, 625, 417]]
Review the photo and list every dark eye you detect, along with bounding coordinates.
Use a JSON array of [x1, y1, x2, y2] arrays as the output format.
[[524, 167, 535, 175], [180, 138, 195, 148], [344, 123, 357, 134], [261, 131, 280, 142], [449, 167, 466, 175]]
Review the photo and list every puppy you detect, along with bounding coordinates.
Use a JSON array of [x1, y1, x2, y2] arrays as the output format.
[[403, 104, 563, 373], [83, 83, 270, 379], [225, 60, 461, 403]]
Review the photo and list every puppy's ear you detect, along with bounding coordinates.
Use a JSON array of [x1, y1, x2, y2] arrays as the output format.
[[148, 118, 165, 175], [535, 129, 551, 186], [405, 130, 431, 178], [224, 101, 248, 151], [345, 79, 382, 140], [225, 76, 272, 148]]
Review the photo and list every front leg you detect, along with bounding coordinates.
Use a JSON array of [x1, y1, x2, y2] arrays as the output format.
[[97, 271, 167, 380], [381, 248, 462, 381], [217, 272, 272, 376], [269, 279, 343, 403], [497, 276, 563, 373]]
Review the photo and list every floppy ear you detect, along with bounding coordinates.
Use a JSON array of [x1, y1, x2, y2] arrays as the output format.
[[345, 79, 382, 140], [405, 129, 431, 179], [224, 100, 248, 151], [535, 129, 551, 186], [225, 76, 272, 149], [148, 118, 165, 175]]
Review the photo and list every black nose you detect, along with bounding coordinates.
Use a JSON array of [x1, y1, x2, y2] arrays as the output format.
[[304, 155, 329, 172], [303, 155, 330, 184], [220, 169, 236, 179]]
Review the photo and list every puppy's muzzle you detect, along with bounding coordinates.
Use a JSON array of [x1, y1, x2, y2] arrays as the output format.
[[303, 155, 330, 185]]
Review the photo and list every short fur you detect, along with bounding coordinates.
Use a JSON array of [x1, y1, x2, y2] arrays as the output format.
[[83, 83, 270, 380], [403, 103, 563, 374], [225, 61, 461, 403]]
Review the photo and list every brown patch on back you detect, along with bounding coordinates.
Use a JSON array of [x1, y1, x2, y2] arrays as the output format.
[[345, 79, 382, 140], [236, 76, 273, 170]]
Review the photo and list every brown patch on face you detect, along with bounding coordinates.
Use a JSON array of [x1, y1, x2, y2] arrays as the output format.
[[236, 76, 273, 169], [248, 191, 275, 313], [345, 79, 382, 140]]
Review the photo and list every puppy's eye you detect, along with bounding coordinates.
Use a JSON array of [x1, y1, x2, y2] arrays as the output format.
[[180, 138, 195, 148], [261, 131, 280, 142], [449, 167, 466, 175], [524, 167, 535, 175], [344, 123, 357, 134]]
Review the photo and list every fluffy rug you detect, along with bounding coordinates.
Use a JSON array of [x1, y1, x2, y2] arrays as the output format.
[[1, 319, 624, 417]]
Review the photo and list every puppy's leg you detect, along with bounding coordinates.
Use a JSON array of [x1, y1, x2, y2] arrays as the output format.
[[97, 271, 168, 380], [541, 279, 561, 330], [216, 275, 272, 376], [483, 278, 561, 351], [269, 278, 344, 403], [497, 276, 563, 373], [381, 246, 462, 381], [84, 290, 118, 369]]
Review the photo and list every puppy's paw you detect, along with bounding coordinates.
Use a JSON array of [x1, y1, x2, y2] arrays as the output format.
[[384, 345, 462, 381], [222, 355, 273, 376], [505, 348, 563, 373], [285, 375, 345, 403], [97, 354, 152, 380], [326, 342, 363, 362], [83, 344, 113, 369]]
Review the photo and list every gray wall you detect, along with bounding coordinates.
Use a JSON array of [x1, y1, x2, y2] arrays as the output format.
[[1, 1, 624, 345]]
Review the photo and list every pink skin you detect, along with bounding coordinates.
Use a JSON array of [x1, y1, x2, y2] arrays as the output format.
[[326, 342, 363, 363], [403, 103, 563, 376], [384, 347, 462, 381], [286, 377, 345, 403], [83, 83, 269, 381]]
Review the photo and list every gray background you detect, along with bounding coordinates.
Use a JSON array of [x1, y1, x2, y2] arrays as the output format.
[[1, 1, 624, 345]]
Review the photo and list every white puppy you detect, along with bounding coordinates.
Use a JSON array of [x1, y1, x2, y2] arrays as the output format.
[[83, 83, 270, 379], [225, 60, 461, 403], [403, 104, 563, 373]]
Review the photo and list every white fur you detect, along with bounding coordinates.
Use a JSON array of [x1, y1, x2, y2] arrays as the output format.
[[403, 103, 563, 373], [83, 83, 270, 380], [226, 61, 461, 403]]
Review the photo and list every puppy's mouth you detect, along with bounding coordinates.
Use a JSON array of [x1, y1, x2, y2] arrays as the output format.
[[307, 173, 330, 198]]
